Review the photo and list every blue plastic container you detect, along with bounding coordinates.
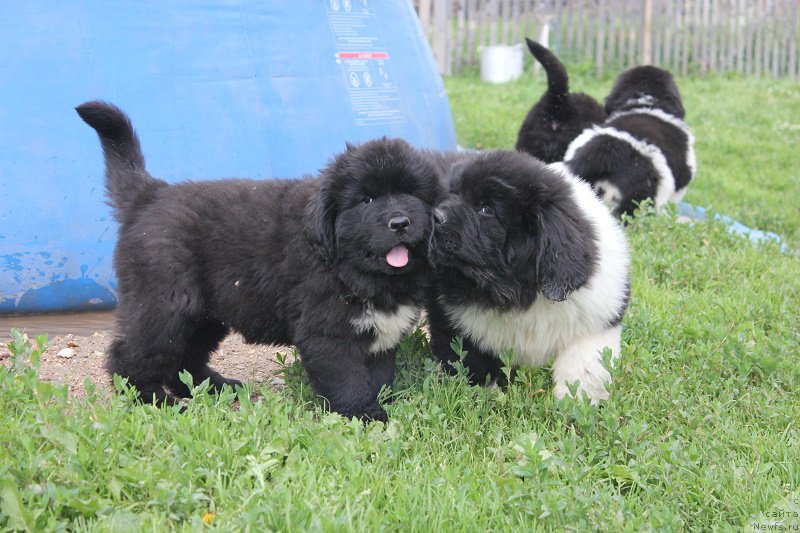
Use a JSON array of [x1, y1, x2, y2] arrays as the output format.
[[0, 1, 456, 314]]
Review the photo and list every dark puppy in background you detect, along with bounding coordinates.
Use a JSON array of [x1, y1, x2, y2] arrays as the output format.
[[77, 101, 441, 422], [563, 65, 696, 216], [428, 150, 629, 404], [515, 39, 607, 163]]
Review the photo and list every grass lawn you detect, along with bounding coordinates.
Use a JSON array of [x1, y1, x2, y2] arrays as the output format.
[[2, 72, 799, 531]]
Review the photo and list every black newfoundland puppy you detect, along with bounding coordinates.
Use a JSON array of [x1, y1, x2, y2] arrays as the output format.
[[515, 39, 606, 164], [77, 101, 441, 421], [562, 65, 696, 216], [428, 151, 629, 404]]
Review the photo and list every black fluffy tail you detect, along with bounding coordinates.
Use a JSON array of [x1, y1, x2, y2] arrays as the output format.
[[525, 38, 570, 107], [76, 100, 164, 220]]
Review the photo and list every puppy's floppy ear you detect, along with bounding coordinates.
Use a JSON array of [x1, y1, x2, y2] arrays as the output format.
[[499, 168, 595, 302], [533, 206, 597, 301], [305, 180, 337, 264], [524, 168, 598, 302]]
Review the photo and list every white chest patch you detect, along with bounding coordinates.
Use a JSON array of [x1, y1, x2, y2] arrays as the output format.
[[351, 304, 421, 353], [444, 298, 597, 367]]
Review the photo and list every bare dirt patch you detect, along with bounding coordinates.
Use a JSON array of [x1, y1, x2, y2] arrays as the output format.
[[1, 328, 291, 402]]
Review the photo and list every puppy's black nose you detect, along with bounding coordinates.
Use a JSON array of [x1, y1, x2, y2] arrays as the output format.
[[433, 208, 446, 225], [388, 216, 410, 231]]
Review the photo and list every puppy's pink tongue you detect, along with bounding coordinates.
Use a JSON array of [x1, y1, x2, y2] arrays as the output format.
[[386, 245, 409, 268]]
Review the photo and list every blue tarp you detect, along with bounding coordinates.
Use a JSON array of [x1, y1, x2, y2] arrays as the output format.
[[0, 1, 457, 314], [677, 202, 791, 253]]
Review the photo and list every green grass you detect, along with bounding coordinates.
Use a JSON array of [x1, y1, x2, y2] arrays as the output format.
[[2, 73, 799, 531]]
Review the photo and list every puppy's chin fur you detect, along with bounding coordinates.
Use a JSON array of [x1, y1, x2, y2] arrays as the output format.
[[77, 101, 441, 421], [428, 151, 630, 404]]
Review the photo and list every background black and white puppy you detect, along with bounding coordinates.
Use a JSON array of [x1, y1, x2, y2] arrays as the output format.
[[562, 65, 696, 216], [427, 150, 629, 404], [77, 101, 442, 422], [515, 38, 607, 164]]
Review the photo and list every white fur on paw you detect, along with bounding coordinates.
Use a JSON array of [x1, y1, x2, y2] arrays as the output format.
[[550, 327, 619, 405], [552, 374, 610, 405]]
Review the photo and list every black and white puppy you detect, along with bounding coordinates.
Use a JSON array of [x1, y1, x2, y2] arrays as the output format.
[[516, 38, 607, 164], [563, 65, 696, 216], [77, 101, 442, 422], [428, 150, 629, 404]]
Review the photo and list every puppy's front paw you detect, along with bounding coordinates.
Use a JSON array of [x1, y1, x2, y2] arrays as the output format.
[[209, 377, 243, 394], [359, 402, 389, 423], [551, 331, 619, 405], [335, 402, 388, 423], [552, 376, 609, 405]]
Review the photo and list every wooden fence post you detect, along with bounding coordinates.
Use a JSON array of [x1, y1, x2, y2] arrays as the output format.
[[418, 0, 432, 35], [641, 0, 653, 64], [432, 0, 451, 75]]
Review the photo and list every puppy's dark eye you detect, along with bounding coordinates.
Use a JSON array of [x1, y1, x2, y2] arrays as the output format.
[[478, 205, 494, 216], [360, 196, 373, 205]]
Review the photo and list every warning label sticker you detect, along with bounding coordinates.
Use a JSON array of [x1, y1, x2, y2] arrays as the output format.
[[326, 2, 405, 127]]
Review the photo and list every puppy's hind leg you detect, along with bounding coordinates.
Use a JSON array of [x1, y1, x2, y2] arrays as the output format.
[[551, 325, 622, 404], [166, 320, 241, 397], [106, 336, 181, 406], [107, 297, 205, 406]]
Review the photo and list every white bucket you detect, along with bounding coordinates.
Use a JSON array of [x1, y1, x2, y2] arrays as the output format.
[[479, 44, 524, 84]]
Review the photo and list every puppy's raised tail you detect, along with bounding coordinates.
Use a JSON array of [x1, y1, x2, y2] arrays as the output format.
[[76, 100, 165, 219], [525, 38, 570, 108]]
